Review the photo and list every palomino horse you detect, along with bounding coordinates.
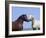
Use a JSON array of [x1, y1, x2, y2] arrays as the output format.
[[12, 14, 34, 31]]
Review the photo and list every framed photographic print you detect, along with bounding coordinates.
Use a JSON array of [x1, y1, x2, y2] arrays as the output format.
[[5, 1, 45, 37]]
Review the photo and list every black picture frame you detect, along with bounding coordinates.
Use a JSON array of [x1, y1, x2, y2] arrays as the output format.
[[5, 1, 45, 38]]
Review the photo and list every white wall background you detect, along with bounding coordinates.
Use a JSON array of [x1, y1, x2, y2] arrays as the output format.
[[0, 0, 46, 38]]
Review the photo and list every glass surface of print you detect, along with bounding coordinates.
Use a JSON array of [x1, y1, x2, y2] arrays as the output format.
[[12, 7, 40, 31], [9, 3, 43, 35]]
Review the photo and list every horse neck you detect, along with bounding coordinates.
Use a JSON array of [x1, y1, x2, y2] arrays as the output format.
[[15, 18, 24, 24]]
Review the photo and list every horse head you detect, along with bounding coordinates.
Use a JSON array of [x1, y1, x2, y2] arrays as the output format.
[[18, 14, 34, 22]]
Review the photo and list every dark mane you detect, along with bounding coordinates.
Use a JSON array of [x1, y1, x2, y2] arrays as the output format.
[[12, 14, 26, 31]]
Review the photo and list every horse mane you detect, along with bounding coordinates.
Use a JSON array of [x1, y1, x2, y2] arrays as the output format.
[[12, 15, 24, 31]]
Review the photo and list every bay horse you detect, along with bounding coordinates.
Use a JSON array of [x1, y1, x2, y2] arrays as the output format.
[[12, 14, 34, 31]]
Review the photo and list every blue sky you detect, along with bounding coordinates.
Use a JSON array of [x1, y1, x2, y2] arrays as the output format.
[[12, 7, 40, 30]]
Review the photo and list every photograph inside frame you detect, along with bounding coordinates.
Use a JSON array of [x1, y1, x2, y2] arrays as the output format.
[[12, 4, 40, 31], [8, 3, 43, 35]]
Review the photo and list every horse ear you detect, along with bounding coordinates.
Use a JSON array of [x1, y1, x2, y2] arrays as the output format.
[[21, 15, 24, 19], [22, 15, 27, 21]]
